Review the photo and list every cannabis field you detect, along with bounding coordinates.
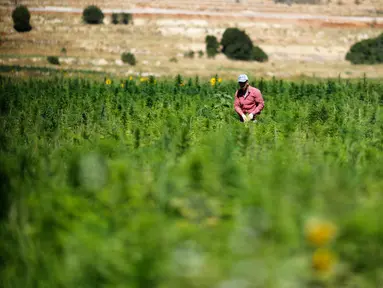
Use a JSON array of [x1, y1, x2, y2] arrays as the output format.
[[0, 75, 382, 288]]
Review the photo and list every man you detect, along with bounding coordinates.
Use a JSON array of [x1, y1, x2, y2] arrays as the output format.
[[234, 74, 264, 123]]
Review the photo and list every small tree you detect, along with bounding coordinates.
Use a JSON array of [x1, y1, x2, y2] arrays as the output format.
[[252, 46, 268, 62], [82, 5, 104, 24], [221, 28, 253, 61], [121, 52, 136, 65], [346, 33, 383, 64], [111, 13, 119, 24], [47, 56, 60, 65], [205, 35, 220, 58], [12, 5, 32, 32], [122, 13, 132, 24]]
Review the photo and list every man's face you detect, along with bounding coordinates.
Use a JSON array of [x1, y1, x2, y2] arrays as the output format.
[[239, 81, 248, 90]]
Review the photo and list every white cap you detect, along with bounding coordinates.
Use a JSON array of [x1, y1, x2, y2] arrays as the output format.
[[237, 74, 249, 83]]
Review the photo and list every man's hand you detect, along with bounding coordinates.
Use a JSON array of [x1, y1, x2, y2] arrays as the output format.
[[241, 114, 248, 122], [248, 113, 254, 120]]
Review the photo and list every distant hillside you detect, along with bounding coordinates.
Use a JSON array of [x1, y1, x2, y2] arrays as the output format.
[[1, 0, 382, 16]]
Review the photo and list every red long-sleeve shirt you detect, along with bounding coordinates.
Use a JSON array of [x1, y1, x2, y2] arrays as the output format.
[[234, 86, 264, 116]]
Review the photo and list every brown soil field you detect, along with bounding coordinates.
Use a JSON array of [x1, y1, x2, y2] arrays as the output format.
[[1, 2, 383, 80]]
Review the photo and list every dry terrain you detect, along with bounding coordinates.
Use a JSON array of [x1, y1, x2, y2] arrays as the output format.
[[0, 0, 383, 79]]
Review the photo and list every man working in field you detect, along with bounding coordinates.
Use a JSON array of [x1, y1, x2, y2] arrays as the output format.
[[234, 74, 264, 122]]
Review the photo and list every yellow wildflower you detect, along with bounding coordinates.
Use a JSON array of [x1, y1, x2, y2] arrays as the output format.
[[105, 79, 112, 85], [120, 83, 124, 88], [305, 218, 337, 247], [312, 248, 336, 273], [140, 77, 148, 82], [129, 76, 133, 81], [218, 78, 222, 83], [210, 77, 216, 86]]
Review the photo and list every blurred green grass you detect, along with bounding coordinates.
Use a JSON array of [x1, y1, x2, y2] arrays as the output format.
[[0, 75, 382, 287]]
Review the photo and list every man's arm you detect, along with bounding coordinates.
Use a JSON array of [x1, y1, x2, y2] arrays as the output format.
[[249, 89, 264, 115], [234, 91, 244, 116]]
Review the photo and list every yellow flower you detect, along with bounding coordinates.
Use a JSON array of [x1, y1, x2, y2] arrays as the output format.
[[218, 78, 222, 83], [312, 248, 336, 273], [120, 83, 124, 88], [129, 76, 133, 81], [140, 77, 148, 82], [305, 218, 337, 247], [105, 79, 112, 85], [210, 77, 216, 86]]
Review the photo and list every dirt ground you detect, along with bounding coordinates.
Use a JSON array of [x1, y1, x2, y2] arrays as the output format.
[[1, 3, 383, 80]]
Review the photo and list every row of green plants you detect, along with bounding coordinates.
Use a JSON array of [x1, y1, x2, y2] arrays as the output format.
[[0, 75, 382, 287], [11, 5, 383, 64]]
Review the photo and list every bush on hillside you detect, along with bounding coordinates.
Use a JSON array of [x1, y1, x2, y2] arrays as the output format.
[[205, 35, 220, 58], [346, 33, 383, 64], [82, 5, 104, 24], [252, 46, 268, 62], [111, 13, 133, 24], [12, 5, 32, 32], [121, 52, 136, 65], [122, 13, 132, 24], [184, 50, 195, 59], [221, 28, 254, 61], [47, 56, 60, 65], [221, 27, 268, 62], [111, 13, 119, 24]]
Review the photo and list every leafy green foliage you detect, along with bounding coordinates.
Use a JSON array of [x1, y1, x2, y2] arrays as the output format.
[[252, 46, 268, 62], [184, 50, 195, 59], [12, 5, 32, 32], [47, 56, 60, 65], [121, 52, 136, 65], [111, 13, 119, 24], [82, 5, 104, 24], [111, 13, 133, 24], [346, 33, 383, 64], [221, 28, 268, 62], [0, 76, 382, 287], [205, 35, 220, 58], [221, 28, 253, 60], [122, 13, 132, 24]]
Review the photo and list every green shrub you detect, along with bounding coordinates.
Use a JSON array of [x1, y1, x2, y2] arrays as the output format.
[[121, 52, 136, 65], [12, 5, 32, 32], [221, 27, 269, 62], [346, 33, 383, 64], [169, 57, 178, 63], [184, 50, 195, 59], [205, 35, 220, 58], [122, 13, 132, 24], [111, 13, 119, 24], [198, 50, 204, 58], [252, 46, 268, 62], [82, 5, 104, 24], [221, 28, 253, 61], [47, 56, 60, 65]]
